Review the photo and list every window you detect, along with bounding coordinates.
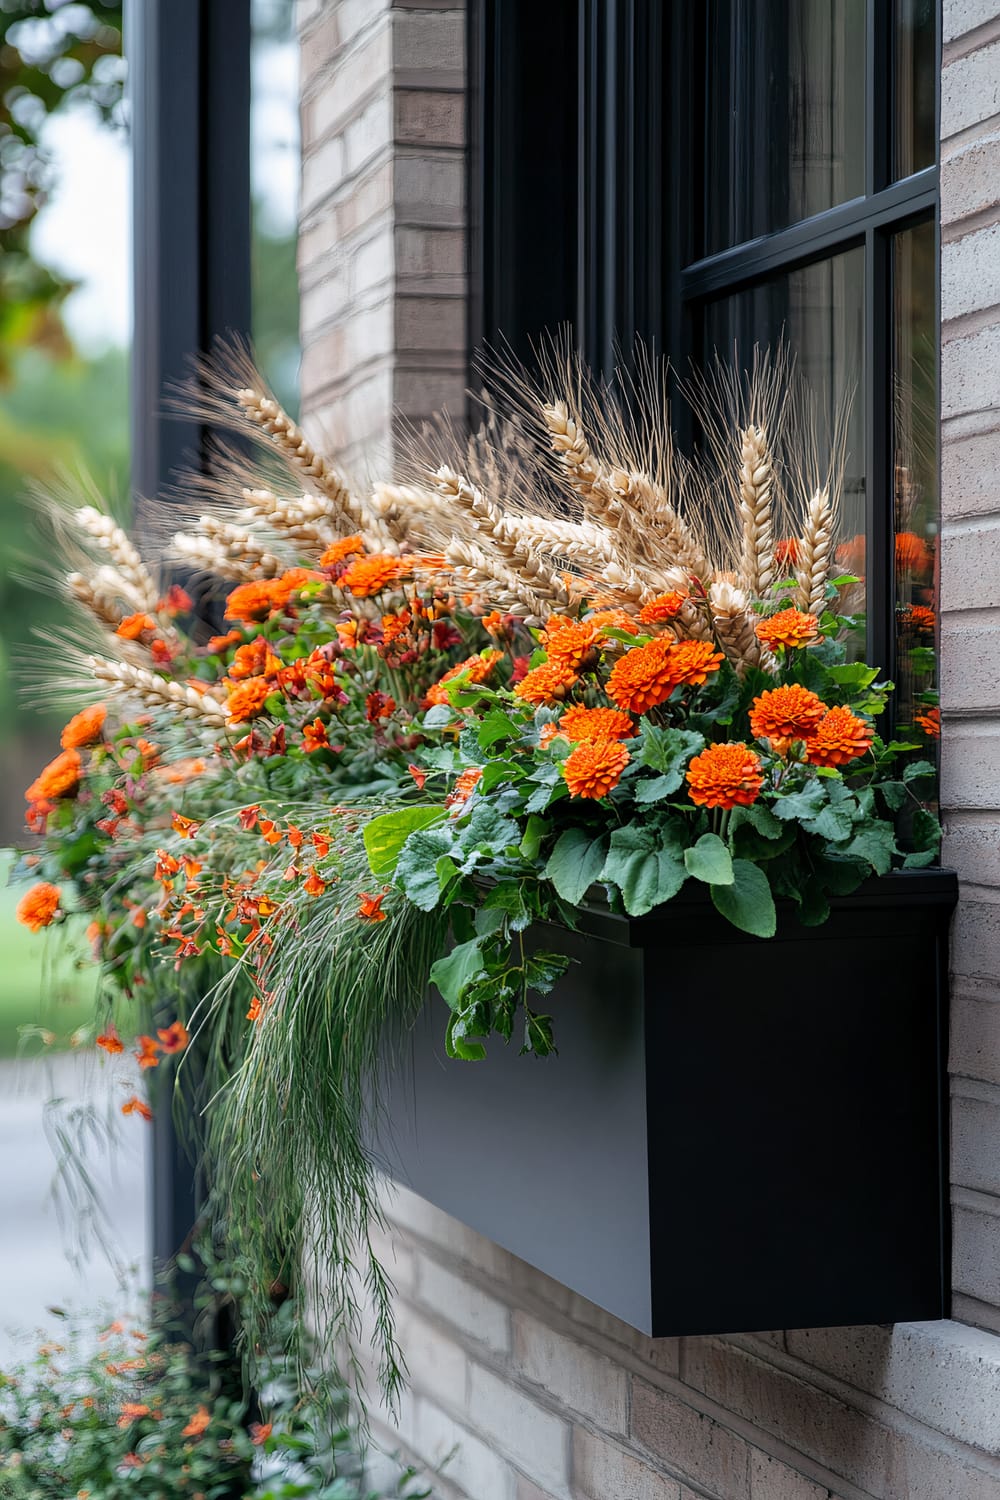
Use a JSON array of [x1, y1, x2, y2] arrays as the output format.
[[471, 0, 940, 741]]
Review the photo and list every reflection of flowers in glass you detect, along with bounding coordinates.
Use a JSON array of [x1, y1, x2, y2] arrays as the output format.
[[895, 530, 933, 579], [898, 603, 936, 636], [755, 608, 820, 652], [749, 685, 827, 751], [562, 739, 630, 799], [915, 705, 940, 739], [685, 743, 763, 809], [834, 534, 866, 576], [806, 707, 874, 767]]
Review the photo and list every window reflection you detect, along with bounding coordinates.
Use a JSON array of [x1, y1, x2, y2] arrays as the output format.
[[894, 0, 937, 180], [703, 0, 866, 255]]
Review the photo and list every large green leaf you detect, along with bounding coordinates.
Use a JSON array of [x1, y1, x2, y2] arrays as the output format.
[[635, 724, 705, 795], [544, 826, 609, 905], [364, 805, 448, 877], [842, 821, 898, 876], [683, 832, 734, 885], [600, 823, 687, 916], [395, 825, 458, 909], [710, 858, 777, 937], [430, 938, 488, 1008]]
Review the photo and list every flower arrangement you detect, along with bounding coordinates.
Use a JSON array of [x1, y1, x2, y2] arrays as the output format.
[[13, 344, 941, 1404]]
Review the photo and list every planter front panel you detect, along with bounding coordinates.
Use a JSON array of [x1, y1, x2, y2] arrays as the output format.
[[376, 873, 954, 1337]]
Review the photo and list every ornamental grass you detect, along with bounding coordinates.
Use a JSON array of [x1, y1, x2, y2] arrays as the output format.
[[13, 339, 941, 1414]]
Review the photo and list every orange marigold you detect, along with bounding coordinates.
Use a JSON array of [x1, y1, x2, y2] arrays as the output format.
[[755, 608, 821, 652], [748, 685, 828, 751], [424, 649, 503, 707], [229, 639, 281, 679], [16, 882, 61, 932], [669, 639, 726, 688], [562, 739, 631, 800], [446, 767, 483, 810], [224, 580, 286, 622], [586, 608, 640, 635], [606, 639, 723, 715], [638, 591, 686, 626], [538, 723, 566, 749], [805, 706, 874, 768], [319, 535, 364, 567], [115, 612, 156, 640], [835, 534, 866, 576], [60, 703, 106, 749], [544, 620, 607, 671], [226, 677, 274, 722], [559, 705, 634, 743], [512, 661, 579, 706], [896, 530, 933, 578], [686, 742, 764, 809], [340, 553, 406, 598], [915, 705, 941, 739], [26, 748, 82, 803]]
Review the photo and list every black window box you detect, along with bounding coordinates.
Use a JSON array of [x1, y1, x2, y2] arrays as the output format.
[[375, 870, 957, 1336]]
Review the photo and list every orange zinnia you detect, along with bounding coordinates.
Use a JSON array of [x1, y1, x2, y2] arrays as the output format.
[[182, 1405, 211, 1438], [805, 707, 874, 768], [26, 748, 82, 803], [229, 639, 282, 679], [668, 640, 726, 688], [562, 739, 630, 799], [587, 608, 640, 635], [606, 639, 723, 715], [559, 705, 634, 743], [512, 661, 579, 706], [96, 1024, 124, 1055], [121, 1095, 153, 1122], [749, 685, 828, 752], [755, 608, 821, 652], [156, 1021, 189, 1053], [60, 703, 106, 749], [544, 620, 607, 671], [638, 591, 686, 626], [320, 535, 364, 567], [226, 677, 274, 722], [224, 580, 288, 623], [340, 553, 405, 597], [16, 881, 61, 932], [685, 742, 764, 809], [446, 767, 483, 809], [424, 649, 503, 707]]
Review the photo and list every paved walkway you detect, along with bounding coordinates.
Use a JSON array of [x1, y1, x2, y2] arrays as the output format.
[[0, 1053, 147, 1369]]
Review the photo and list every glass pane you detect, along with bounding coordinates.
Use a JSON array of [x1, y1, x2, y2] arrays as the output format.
[[702, 248, 866, 653], [894, 0, 937, 179], [251, 0, 301, 416], [704, 0, 866, 255], [893, 218, 938, 756]]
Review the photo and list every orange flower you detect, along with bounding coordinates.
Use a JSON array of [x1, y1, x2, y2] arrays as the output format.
[[424, 650, 503, 707], [805, 707, 874, 768], [320, 535, 364, 567], [115, 613, 156, 640], [303, 867, 327, 896], [15, 882, 61, 931], [638, 591, 686, 626], [226, 677, 273, 722], [224, 580, 287, 623], [685, 742, 764, 809], [896, 530, 933, 578], [606, 639, 723, 714], [916, 705, 941, 738], [171, 812, 200, 839], [446, 767, 483, 810], [181, 1405, 211, 1438], [302, 718, 331, 753], [121, 1095, 153, 1122], [835, 534, 866, 576], [358, 891, 388, 923], [512, 661, 579, 706], [340, 553, 406, 597], [117, 1402, 151, 1427], [229, 639, 282, 679], [156, 1021, 189, 1054], [96, 1024, 124, 1055], [60, 703, 106, 749], [134, 1035, 160, 1069], [559, 705, 634, 743], [755, 608, 821, 652], [365, 691, 396, 722], [157, 757, 207, 784], [749, 685, 828, 752], [562, 739, 631, 799], [207, 629, 243, 653], [250, 1422, 273, 1446], [900, 603, 936, 635], [538, 723, 565, 749], [775, 537, 800, 567], [26, 748, 82, 802], [587, 608, 640, 635], [246, 996, 263, 1023], [544, 620, 607, 671]]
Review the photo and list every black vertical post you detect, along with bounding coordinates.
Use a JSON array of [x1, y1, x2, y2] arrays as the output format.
[[127, 0, 251, 1271]]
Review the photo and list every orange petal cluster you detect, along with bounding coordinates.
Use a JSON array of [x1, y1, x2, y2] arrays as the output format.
[[226, 677, 274, 722], [638, 591, 686, 626], [339, 553, 406, 598], [26, 749, 82, 803], [513, 661, 579, 706], [558, 705, 633, 743], [606, 639, 723, 714], [60, 703, 107, 749], [748, 685, 827, 752], [805, 707, 874, 768], [544, 620, 607, 671], [424, 649, 504, 707], [15, 881, 61, 931], [685, 743, 764, 809], [754, 608, 821, 652], [896, 530, 933, 578], [562, 739, 631, 799], [915, 705, 940, 738], [319, 535, 364, 568]]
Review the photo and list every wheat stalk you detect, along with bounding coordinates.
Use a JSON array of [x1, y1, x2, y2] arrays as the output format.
[[442, 538, 557, 622], [66, 573, 124, 630], [708, 579, 768, 674], [235, 389, 372, 536], [88, 656, 229, 723], [433, 467, 572, 612], [73, 507, 159, 610], [737, 426, 776, 596], [174, 519, 284, 581], [795, 486, 835, 616]]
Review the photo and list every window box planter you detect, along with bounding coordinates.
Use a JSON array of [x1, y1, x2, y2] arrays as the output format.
[[376, 869, 957, 1337]]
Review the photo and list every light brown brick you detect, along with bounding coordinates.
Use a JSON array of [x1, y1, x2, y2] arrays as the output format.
[[631, 1381, 751, 1499]]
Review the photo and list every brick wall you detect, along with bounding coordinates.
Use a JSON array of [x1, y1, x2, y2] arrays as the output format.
[[299, 3, 1000, 1495]]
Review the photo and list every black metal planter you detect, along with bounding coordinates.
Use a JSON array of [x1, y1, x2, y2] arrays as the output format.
[[375, 870, 957, 1337]]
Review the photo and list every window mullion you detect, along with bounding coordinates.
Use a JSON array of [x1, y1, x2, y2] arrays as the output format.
[[865, 224, 894, 688]]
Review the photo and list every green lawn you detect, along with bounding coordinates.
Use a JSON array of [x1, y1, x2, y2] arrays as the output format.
[[0, 852, 97, 1057]]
